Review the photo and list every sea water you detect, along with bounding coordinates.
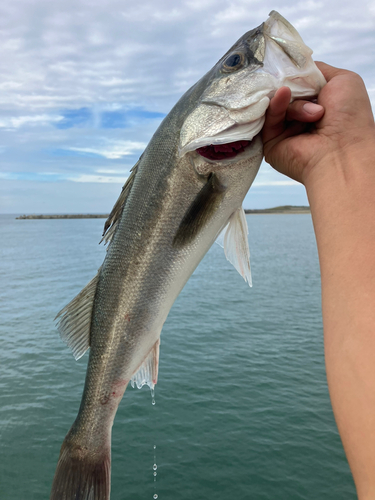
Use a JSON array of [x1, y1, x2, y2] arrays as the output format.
[[0, 214, 356, 499]]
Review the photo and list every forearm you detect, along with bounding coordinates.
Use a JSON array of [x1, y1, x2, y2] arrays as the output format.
[[305, 141, 375, 499]]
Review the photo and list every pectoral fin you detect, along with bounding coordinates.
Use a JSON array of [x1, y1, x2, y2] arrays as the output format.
[[221, 207, 252, 286]]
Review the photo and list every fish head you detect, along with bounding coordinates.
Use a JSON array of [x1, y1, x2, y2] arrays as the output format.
[[178, 11, 326, 176]]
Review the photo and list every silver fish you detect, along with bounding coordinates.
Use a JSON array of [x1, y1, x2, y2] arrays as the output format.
[[50, 11, 325, 500]]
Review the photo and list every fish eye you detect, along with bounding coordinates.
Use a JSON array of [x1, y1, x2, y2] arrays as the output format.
[[222, 53, 244, 72]]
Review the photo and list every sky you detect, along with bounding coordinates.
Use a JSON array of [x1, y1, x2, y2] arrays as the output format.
[[0, 0, 374, 214]]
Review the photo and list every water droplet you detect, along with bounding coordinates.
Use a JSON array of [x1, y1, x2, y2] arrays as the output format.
[[153, 471, 157, 477], [151, 388, 156, 405], [153, 495, 158, 499], [153, 464, 157, 471]]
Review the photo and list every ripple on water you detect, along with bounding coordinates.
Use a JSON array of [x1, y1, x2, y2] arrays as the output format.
[[0, 215, 355, 500]]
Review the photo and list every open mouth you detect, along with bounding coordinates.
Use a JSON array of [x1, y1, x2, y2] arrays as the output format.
[[196, 140, 251, 161]]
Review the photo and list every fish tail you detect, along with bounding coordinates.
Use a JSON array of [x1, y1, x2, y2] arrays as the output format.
[[50, 438, 111, 500]]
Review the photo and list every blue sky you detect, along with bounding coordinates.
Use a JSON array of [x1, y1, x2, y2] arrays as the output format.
[[0, 0, 374, 213]]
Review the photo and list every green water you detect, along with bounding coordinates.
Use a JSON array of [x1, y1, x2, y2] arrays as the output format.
[[0, 214, 356, 499]]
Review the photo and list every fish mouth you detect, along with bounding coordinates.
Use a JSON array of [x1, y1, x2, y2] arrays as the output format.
[[196, 139, 252, 161], [179, 113, 265, 162]]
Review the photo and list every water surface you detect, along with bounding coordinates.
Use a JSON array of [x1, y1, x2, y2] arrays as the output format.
[[0, 214, 356, 499]]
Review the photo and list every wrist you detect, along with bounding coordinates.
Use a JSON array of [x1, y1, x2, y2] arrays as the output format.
[[303, 138, 375, 279], [303, 138, 375, 212]]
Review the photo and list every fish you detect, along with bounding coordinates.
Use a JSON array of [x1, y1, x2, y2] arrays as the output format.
[[50, 11, 325, 500]]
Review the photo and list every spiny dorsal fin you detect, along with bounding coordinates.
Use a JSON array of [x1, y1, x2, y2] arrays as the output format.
[[221, 207, 252, 286], [130, 339, 160, 390], [55, 269, 100, 359], [100, 157, 141, 246]]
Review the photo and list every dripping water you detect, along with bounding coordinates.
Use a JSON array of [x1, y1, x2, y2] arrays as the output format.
[[152, 386, 157, 499], [151, 388, 156, 405], [153, 444, 158, 499]]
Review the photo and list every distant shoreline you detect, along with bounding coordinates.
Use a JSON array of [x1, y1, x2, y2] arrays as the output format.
[[244, 205, 310, 215], [16, 214, 109, 220], [16, 205, 311, 220]]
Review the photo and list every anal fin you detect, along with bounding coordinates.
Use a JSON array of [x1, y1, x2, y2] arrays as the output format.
[[130, 339, 160, 390]]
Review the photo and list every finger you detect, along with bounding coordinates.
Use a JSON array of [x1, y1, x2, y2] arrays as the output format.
[[262, 87, 291, 144], [286, 100, 324, 123], [315, 61, 346, 82], [263, 120, 307, 160]]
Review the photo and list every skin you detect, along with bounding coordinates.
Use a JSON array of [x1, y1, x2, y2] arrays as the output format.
[[262, 62, 375, 500]]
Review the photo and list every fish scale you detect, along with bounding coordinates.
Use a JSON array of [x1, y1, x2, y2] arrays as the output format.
[[50, 11, 325, 499]]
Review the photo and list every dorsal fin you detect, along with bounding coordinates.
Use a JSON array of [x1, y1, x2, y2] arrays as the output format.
[[55, 269, 101, 359], [100, 157, 141, 246]]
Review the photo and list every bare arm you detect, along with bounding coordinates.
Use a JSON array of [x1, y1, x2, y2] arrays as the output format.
[[263, 63, 375, 499]]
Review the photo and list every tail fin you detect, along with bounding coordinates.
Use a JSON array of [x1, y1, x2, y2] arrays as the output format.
[[50, 439, 111, 500]]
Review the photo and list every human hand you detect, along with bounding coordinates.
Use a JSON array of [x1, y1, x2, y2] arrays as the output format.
[[262, 62, 375, 185]]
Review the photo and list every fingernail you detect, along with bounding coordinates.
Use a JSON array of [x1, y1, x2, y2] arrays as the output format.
[[303, 102, 324, 115]]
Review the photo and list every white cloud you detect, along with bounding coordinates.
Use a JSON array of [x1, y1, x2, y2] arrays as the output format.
[[0, 0, 374, 212], [253, 180, 300, 187], [0, 114, 62, 129], [95, 168, 128, 174], [296, 0, 324, 11], [67, 174, 127, 183], [185, 0, 218, 11], [68, 141, 146, 159], [368, 88, 375, 111]]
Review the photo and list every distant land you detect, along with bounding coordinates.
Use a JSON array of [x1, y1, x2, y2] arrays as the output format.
[[16, 214, 109, 220], [16, 206, 310, 220], [244, 205, 310, 214]]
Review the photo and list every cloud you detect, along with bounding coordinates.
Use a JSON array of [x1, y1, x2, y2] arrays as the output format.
[[367, 88, 375, 109], [67, 140, 146, 159], [0, 171, 64, 182], [0, 114, 62, 129], [0, 0, 374, 213], [67, 174, 128, 183], [253, 180, 300, 187], [100, 109, 166, 129]]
